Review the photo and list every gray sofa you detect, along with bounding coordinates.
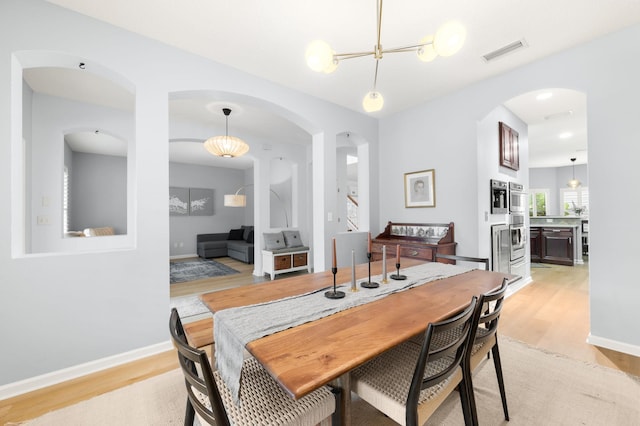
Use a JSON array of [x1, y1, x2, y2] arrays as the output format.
[[197, 225, 254, 263]]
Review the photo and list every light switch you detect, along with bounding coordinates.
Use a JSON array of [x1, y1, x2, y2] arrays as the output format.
[[327, 212, 333, 222]]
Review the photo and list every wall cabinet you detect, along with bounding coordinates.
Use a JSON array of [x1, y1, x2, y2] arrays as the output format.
[[530, 227, 574, 266], [262, 249, 310, 280]]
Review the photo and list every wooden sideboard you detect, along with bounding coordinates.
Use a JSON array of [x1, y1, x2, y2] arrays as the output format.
[[372, 221, 456, 263]]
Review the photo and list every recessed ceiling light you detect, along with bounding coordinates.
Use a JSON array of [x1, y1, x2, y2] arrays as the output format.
[[544, 110, 573, 120], [536, 92, 553, 101], [558, 132, 573, 139]]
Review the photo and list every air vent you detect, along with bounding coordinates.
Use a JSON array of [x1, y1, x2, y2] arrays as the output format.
[[482, 39, 527, 62]]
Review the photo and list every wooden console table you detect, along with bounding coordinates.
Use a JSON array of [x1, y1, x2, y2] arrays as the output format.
[[372, 221, 456, 262]]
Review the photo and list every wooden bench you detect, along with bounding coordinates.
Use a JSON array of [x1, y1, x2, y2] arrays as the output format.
[[183, 317, 214, 348]]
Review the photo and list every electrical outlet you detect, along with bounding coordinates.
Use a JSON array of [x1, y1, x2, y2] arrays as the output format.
[[37, 216, 50, 225], [179, 242, 184, 247]]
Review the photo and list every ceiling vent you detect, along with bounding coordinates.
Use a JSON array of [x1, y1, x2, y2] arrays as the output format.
[[482, 39, 527, 62]]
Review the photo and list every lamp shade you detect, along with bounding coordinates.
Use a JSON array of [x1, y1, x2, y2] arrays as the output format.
[[306, 40, 336, 73], [362, 91, 384, 112], [433, 20, 466, 57], [417, 35, 438, 62], [204, 135, 250, 158], [224, 194, 246, 207]]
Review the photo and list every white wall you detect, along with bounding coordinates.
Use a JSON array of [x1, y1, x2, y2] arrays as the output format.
[[169, 162, 245, 257], [0, 0, 378, 388], [379, 24, 640, 356]]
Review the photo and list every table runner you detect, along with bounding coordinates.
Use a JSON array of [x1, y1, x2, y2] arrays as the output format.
[[214, 262, 474, 402]]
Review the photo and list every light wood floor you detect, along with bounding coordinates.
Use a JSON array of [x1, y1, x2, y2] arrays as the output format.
[[2, 257, 639, 424]]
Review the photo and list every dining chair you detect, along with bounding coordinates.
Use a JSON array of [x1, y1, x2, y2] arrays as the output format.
[[169, 308, 336, 426], [465, 278, 510, 425], [435, 253, 490, 270], [350, 297, 479, 426]]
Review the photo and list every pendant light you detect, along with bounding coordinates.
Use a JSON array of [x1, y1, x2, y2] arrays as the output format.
[[204, 108, 249, 158], [567, 158, 581, 188]]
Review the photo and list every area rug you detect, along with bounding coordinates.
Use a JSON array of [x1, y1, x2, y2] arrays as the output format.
[[20, 336, 640, 425], [169, 295, 209, 319], [170, 259, 239, 284]]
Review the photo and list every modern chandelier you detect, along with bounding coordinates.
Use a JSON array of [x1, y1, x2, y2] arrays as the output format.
[[567, 157, 581, 188], [203, 108, 250, 158], [305, 0, 466, 113]]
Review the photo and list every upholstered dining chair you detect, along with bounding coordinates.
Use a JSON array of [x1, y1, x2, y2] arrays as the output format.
[[435, 253, 490, 271], [169, 308, 335, 426], [350, 297, 479, 426], [465, 278, 510, 425]]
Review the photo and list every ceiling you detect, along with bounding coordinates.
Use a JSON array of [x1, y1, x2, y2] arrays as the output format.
[[37, 0, 640, 167]]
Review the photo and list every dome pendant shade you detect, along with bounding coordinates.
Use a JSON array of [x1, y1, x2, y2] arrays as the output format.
[[204, 108, 249, 158], [204, 135, 249, 158], [362, 91, 384, 112], [567, 157, 582, 188]]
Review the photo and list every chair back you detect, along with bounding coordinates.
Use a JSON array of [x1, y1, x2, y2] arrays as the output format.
[[406, 296, 478, 424], [435, 253, 490, 270], [473, 278, 509, 347], [169, 308, 231, 426]]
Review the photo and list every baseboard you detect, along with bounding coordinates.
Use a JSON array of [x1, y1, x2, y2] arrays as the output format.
[[0, 341, 173, 400], [170, 253, 198, 260], [586, 333, 640, 358], [505, 275, 532, 298]]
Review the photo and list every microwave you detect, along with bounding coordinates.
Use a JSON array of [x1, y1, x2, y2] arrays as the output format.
[[509, 182, 526, 213]]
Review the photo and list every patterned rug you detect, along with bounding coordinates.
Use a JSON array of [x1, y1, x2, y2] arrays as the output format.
[[170, 259, 239, 284]]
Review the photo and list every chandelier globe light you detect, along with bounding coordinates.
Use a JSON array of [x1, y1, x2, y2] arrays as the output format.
[[305, 0, 466, 112], [567, 157, 582, 188], [203, 108, 249, 158]]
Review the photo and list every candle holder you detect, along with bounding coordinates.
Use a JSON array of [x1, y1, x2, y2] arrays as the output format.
[[360, 253, 380, 288], [325, 267, 345, 299], [390, 262, 407, 280]]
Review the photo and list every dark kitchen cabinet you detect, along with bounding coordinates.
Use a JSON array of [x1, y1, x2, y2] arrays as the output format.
[[530, 226, 575, 266], [530, 228, 542, 262]]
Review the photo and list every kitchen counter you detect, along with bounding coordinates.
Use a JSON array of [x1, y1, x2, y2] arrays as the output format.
[[530, 223, 583, 265]]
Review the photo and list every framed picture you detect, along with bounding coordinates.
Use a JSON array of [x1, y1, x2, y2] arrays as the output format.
[[404, 169, 435, 208], [169, 187, 189, 216], [499, 121, 520, 171], [189, 188, 214, 216]]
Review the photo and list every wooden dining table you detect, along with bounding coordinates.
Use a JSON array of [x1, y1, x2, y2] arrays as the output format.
[[200, 257, 514, 425]]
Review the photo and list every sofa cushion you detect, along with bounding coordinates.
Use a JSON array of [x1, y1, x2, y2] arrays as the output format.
[[246, 230, 254, 244], [264, 232, 286, 250], [229, 228, 244, 240], [283, 230, 303, 247], [198, 240, 227, 250]]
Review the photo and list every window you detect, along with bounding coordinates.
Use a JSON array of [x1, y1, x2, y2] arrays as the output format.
[[561, 187, 589, 216], [529, 189, 549, 217]]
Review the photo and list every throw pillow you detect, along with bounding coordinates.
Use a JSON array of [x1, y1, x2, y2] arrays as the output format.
[[228, 228, 244, 240], [246, 230, 254, 244], [264, 232, 286, 250], [282, 230, 303, 247], [242, 225, 254, 241]]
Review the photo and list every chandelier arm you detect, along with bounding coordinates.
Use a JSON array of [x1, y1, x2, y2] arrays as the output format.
[[382, 43, 433, 54], [333, 51, 377, 60], [373, 59, 380, 90], [376, 0, 383, 52]]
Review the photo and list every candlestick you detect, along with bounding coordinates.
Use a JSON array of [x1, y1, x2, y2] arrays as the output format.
[[325, 266, 345, 299], [391, 245, 406, 280], [360, 251, 379, 288], [350, 250, 358, 292], [382, 245, 388, 284], [368, 232, 372, 253]]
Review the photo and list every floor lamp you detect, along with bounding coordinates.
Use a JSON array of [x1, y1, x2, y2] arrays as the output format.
[[224, 184, 290, 228]]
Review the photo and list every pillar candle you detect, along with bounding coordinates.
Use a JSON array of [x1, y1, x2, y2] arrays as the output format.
[[382, 245, 387, 278], [396, 244, 401, 264], [332, 238, 337, 269], [351, 249, 356, 288], [368, 232, 372, 253]]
